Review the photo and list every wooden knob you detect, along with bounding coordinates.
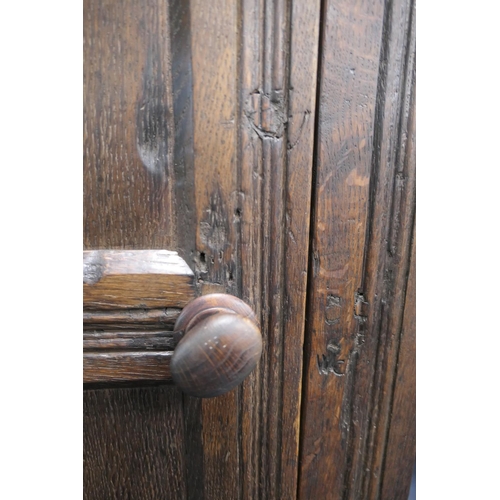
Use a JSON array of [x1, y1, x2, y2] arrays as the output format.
[[171, 294, 262, 398]]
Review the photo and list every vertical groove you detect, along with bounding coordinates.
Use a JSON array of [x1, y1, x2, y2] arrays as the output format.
[[337, 0, 393, 495], [257, 0, 269, 499], [378, 189, 416, 497], [359, 0, 393, 295], [276, 1, 291, 497], [168, 1, 198, 498], [387, 0, 415, 255], [236, 0, 244, 497], [357, 0, 416, 496], [375, 28, 416, 496], [260, 1, 270, 495], [236, 0, 243, 494], [347, 1, 394, 493], [238, 0, 265, 497], [170, 0, 196, 263], [238, 0, 320, 496], [297, 0, 327, 496]]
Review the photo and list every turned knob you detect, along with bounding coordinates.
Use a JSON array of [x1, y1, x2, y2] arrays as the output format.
[[171, 294, 262, 398]]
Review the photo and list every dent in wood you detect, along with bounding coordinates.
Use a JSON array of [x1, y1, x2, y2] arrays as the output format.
[[136, 37, 170, 177], [325, 294, 342, 325], [83, 251, 105, 285], [354, 291, 369, 319], [83, 0, 181, 250], [244, 90, 286, 140], [317, 341, 345, 376], [196, 188, 235, 292], [199, 189, 230, 252]]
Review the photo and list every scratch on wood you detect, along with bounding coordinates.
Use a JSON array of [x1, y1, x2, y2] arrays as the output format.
[[244, 90, 287, 139], [326, 294, 342, 325], [287, 109, 311, 151], [312, 249, 320, 277], [354, 291, 369, 320], [317, 341, 345, 376], [199, 189, 229, 251]]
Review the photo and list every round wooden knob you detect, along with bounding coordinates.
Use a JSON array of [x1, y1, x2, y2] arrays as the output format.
[[171, 294, 262, 398]]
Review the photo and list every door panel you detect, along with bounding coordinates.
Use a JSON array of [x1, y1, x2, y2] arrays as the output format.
[[187, 1, 241, 496], [380, 224, 416, 500], [83, 0, 415, 498], [298, 0, 388, 495], [84, 388, 186, 500], [236, 1, 320, 498], [85, 0, 176, 249], [298, 0, 416, 498], [84, 0, 319, 497]]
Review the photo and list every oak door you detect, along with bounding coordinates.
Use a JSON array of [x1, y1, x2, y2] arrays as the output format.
[[83, 0, 416, 499]]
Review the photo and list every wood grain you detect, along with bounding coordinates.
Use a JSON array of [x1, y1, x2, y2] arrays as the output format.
[[84, 351, 173, 384], [83, 1, 193, 499], [84, 331, 176, 350], [298, 0, 416, 498], [279, 2, 321, 497], [83, 308, 181, 331], [84, 0, 176, 249], [83, 0, 416, 497], [185, 1, 240, 497], [171, 312, 262, 398], [360, 7, 416, 495], [237, 1, 321, 498], [299, 0, 386, 495], [83, 250, 194, 385], [83, 250, 194, 310], [380, 225, 416, 500], [84, 387, 186, 500]]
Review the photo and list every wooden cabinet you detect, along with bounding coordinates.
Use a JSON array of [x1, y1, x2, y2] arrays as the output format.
[[83, 0, 415, 498]]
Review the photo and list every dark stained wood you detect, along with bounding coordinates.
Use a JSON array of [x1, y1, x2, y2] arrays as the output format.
[[173, 293, 258, 340], [299, 0, 386, 495], [84, 387, 187, 500], [83, 250, 194, 310], [84, 0, 176, 249], [83, 308, 182, 331], [83, 0, 415, 497], [380, 225, 416, 500], [82, 250, 193, 386], [279, 2, 321, 497], [83, 0, 195, 253], [353, 4, 416, 498], [171, 312, 262, 398], [83, 1, 194, 499], [84, 351, 173, 384], [298, 0, 416, 498], [184, 1, 240, 497], [238, 0, 321, 498], [84, 293, 261, 392], [83, 331, 176, 350]]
